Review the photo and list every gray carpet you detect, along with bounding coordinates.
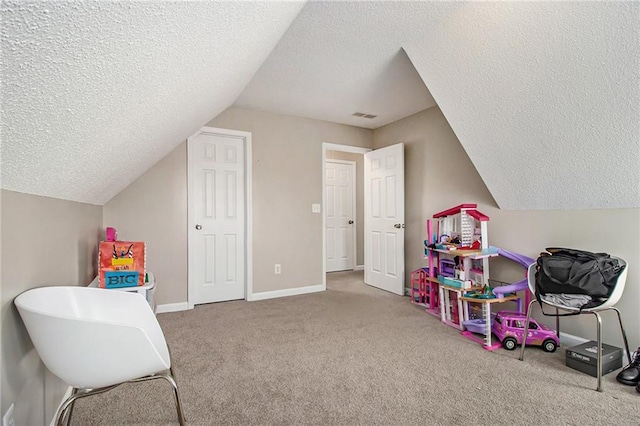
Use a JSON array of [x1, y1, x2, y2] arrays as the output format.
[[70, 270, 640, 425]]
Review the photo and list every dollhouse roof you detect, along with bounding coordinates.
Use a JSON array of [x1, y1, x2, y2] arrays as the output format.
[[433, 204, 489, 222], [466, 210, 490, 222], [433, 204, 477, 218]]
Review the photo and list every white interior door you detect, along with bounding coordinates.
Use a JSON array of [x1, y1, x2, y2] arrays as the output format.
[[188, 129, 246, 304], [364, 143, 404, 295], [325, 160, 355, 272]]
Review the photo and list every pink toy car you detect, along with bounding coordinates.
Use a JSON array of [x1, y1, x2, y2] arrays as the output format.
[[492, 311, 559, 352]]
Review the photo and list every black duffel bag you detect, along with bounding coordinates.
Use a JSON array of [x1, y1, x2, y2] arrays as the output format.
[[536, 247, 625, 299]]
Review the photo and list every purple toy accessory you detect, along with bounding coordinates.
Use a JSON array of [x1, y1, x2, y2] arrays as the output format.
[[105, 227, 117, 242], [492, 311, 559, 352]]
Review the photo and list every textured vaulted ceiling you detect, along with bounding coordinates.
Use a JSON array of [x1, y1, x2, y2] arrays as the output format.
[[1, 1, 305, 205], [234, 3, 436, 129], [2, 1, 639, 209], [238, 1, 640, 210], [402, 2, 640, 210]]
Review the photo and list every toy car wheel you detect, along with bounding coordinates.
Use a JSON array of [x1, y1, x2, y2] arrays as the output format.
[[503, 337, 517, 351], [542, 339, 557, 353]]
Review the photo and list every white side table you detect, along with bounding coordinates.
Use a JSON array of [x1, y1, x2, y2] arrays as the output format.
[[88, 272, 156, 313]]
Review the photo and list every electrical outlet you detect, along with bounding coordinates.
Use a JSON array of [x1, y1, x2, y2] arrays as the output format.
[[2, 403, 15, 426], [274, 264, 281, 274]]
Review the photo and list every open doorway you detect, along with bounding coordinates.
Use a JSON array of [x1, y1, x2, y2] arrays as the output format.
[[326, 155, 358, 272], [322, 142, 406, 295], [322, 143, 371, 288]]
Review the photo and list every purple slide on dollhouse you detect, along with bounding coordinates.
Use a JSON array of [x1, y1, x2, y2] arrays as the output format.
[[491, 248, 535, 298]]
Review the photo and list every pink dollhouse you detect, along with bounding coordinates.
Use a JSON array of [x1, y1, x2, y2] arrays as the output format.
[[415, 204, 535, 350], [431, 203, 491, 286]]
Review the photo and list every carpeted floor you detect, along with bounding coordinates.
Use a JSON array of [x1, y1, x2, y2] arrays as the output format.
[[70, 270, 640, 425]]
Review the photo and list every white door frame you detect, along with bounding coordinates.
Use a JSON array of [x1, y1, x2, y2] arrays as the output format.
[[325, 159, 357, 272], [187, 126, 253, 308], [322, 143, 371, 289]]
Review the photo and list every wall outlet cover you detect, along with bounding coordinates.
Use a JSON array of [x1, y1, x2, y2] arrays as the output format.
[[312, 203, 321, 213]]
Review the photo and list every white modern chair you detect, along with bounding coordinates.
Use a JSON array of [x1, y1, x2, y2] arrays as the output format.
[[518, 257, 630, 392], [15, 286, 186, 425]]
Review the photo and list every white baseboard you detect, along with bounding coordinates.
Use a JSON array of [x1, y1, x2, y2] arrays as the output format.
[[156, 302, 190, 314], [50, 386, 74, 426], [354, 265, 364, 271], [250, 284, 324, 301]]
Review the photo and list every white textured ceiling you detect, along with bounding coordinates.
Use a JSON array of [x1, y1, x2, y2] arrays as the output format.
[[402, 2, 640, 210], [239, 1, 640, 210], [1, 0, 305, 205], [234, 2, 436, 129], [2, 1, 638, 210]]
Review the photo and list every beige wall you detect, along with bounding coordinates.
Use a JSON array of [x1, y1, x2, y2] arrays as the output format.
[[373, 107, 495, 287], [326, 150, 364, 266], [1, 190, 102, 426], [209, 108, 372, 292], [4, 105, 636, 424], [103, 108, 372, 303], [373, 107, 640, 349], [103, 144, 188, 306]]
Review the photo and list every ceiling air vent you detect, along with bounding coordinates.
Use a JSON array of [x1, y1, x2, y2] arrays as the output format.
[[352, 112, 377, 119]]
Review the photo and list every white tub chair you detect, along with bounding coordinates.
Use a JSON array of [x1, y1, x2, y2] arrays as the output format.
[[518, 257, 630, 392], [15, 286, 186, 425]]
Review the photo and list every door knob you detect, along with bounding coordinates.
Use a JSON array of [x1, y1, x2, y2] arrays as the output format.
[[348, 220, 354, 224], [394, 223, 405, 229], [195, 224, 202, 230]]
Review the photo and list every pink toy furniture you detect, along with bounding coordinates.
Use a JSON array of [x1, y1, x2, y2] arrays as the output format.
[[410, 268, 429, 305], [105, 227, 117, 242], [421, 219, 441, 317], [411, 268, 439, 310]]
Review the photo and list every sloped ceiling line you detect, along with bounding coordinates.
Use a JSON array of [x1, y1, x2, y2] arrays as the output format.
[[402, 2, 639, 210], [2, 1, 638, 210], [1, 0, 306, 205]]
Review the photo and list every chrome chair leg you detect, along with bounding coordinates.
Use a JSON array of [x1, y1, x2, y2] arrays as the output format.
[[610, 307, 632, 363], [164, 344, 186, 424], [60, 387, 78, 426], [130, 372, 186, 425], [54, 371, 186, 425], [54, 386, 118, 426], [593, 312, 603, 392], [161, 371, 187, 426], [519, 299, 537, 361]]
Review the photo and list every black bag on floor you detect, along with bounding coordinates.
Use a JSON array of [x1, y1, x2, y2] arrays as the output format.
[[535, 247, 625, 298]]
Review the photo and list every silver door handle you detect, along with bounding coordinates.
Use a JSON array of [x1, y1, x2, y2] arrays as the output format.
[[195, 224, 202, 230], [348, 220, 354, 224], [394, 223, 405, 229]]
